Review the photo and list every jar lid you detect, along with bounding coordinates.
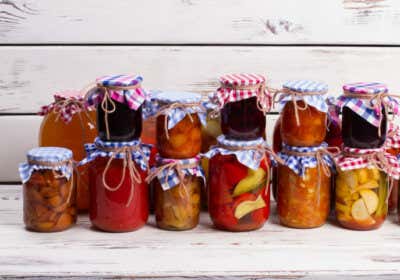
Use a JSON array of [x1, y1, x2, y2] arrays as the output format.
[[27, 147, 73, 164], [343, 82, 388, 95], [96, 74, 143, 87], [219, 73, 265, 86], [283, 80, 328, 93], [150, 90, 202, 104], [53, 90, 84, 102]]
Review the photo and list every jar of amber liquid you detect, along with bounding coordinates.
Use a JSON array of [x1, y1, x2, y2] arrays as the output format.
[[154, 91, 203, 159], [20, 147, 77, 232], [336, 168, 388, 230], [154, 176, 202, 230], [39, 91, 97, 211]]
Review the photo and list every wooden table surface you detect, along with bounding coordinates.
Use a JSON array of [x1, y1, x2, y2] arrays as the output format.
[[1, 185, 400, 279]]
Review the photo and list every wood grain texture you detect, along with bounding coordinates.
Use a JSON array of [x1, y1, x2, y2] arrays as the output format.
[[0, 0, 400, 44], [1, 46, 400, 113], [1, 184, 400, 279]]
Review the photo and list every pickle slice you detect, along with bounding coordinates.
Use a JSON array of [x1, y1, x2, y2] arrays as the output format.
[[359, 189, 379, 215], [232, 168, 266, 197], [234, 195, 266, 219], [351, 198, 372, 222]]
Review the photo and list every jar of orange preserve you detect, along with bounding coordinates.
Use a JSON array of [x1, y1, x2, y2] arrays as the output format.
[[39, 91, 97, 211]]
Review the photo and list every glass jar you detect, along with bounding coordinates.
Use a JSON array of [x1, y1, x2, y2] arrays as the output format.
[[20, 147, 76, 232], [88, 155, 149, 232], [154, 176, 202, 230], [277, 164, 330, 228], [208, 154, 270, 232], [153, 91, 203, 159], [336, 168, 388, 230], [39, 91, 97, 211], [272, 117, 282, 201]]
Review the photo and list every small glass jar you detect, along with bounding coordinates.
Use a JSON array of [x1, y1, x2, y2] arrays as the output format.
[[336, 168, 388, 230], [20, 147, 76, 232], [88, 75, 146, 142], [153, 91, 203, 159], [39, 91, 97, 211], [154, 176, 202, 230], [208, 152, 270, 232], [277, 163, 330, 229]]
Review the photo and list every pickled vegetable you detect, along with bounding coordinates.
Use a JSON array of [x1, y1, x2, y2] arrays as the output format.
[[277, 164, 330, 228], [154, 176, 201, 230], [23, 170, 76, 232], [335, 168, 387, 230], [157, 114, 201, 159]]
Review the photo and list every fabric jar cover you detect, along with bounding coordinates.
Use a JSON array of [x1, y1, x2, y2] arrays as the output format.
[[276, 143, 335, 177], [335, 82, 400, 127], [211, 73, 271, 112], [335, 146, 400, 180], [203, 135, 272, 170], [274, 80, 329, 113], [19, 147, 73, 184], [80, 137, 151, 171], [147, 155, 205, 191], [385, 123, 400, 150], [38, 90, 94, 124], [86, 74, 147, 111], [143, 90, 207, 129]]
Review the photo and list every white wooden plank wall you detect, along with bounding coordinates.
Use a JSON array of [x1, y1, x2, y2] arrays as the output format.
[[0, 0, 399, 182]]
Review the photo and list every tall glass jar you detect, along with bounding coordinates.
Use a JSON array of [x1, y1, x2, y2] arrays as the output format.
[[277, 144, 332, 228], [216, 74, 270, 140], [151, 91, 204, 159], [205, 136, 271, 232], [385, 125, 400, 213], [20, 147, 77, 232], [82, 138, 150, 232], [87, 75, 147, 142], [272, 117, 282, 201], [278, 80, 329, 147], [39, 91, 97, 211]]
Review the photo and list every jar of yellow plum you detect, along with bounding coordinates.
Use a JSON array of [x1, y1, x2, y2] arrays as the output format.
[[148, 156, 204, 231], [335, 147, 400, 230]]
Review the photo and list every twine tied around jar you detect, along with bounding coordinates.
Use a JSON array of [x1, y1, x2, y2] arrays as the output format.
[[342, 150, 396, 201], [27, 159, 75, 212], [96, 144, 148, 207], [86, 83, 142, 140], [343, 91, 400, 137], [218, 143, 284, 195], [271, 87, 328, 127], [154, 102, 206, 140]]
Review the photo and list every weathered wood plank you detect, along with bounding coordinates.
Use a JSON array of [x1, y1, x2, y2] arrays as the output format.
[[0, 0, 400, 44], [1, 185, 400, 279], [1, 46, 400, 113]]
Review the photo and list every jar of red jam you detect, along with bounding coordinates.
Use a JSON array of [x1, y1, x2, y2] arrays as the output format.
[[277, 144, 334, 229], [338, 82, 396, 149], [81, 138, 150, 232], [205, 136, 273, 231], [148, 156, 204, 231], [215, 74, 270, 140], [149, 91, 206, 159], [87, 75, 147, 142], [276, 80, 329, 147], [19, 147, 77, 232]]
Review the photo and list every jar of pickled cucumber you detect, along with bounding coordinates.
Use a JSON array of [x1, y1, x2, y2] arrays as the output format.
[[335, 147, 400, 230], [149, 91, 206, 159], [39, 90, 97, 211], [81, 138, 151, 232], [204, 136, 276, 231], [214, 74, 271, 140], [148, 156, 204, 231], [19, 147, 76, 232], [275, 80, 329, 147], [276, 143, 335, 229], [86, 75, 147, 142]]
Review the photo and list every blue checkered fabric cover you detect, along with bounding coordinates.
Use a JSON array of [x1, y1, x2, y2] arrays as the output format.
[[19, 147, 73, 183], [278, 80, 329, 113], [143, 90, 207, 129], [153, 156, 205, 191], [276, 143, 335, 177], [80, 137, 151, 171], [203, 135, 267, 170]]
